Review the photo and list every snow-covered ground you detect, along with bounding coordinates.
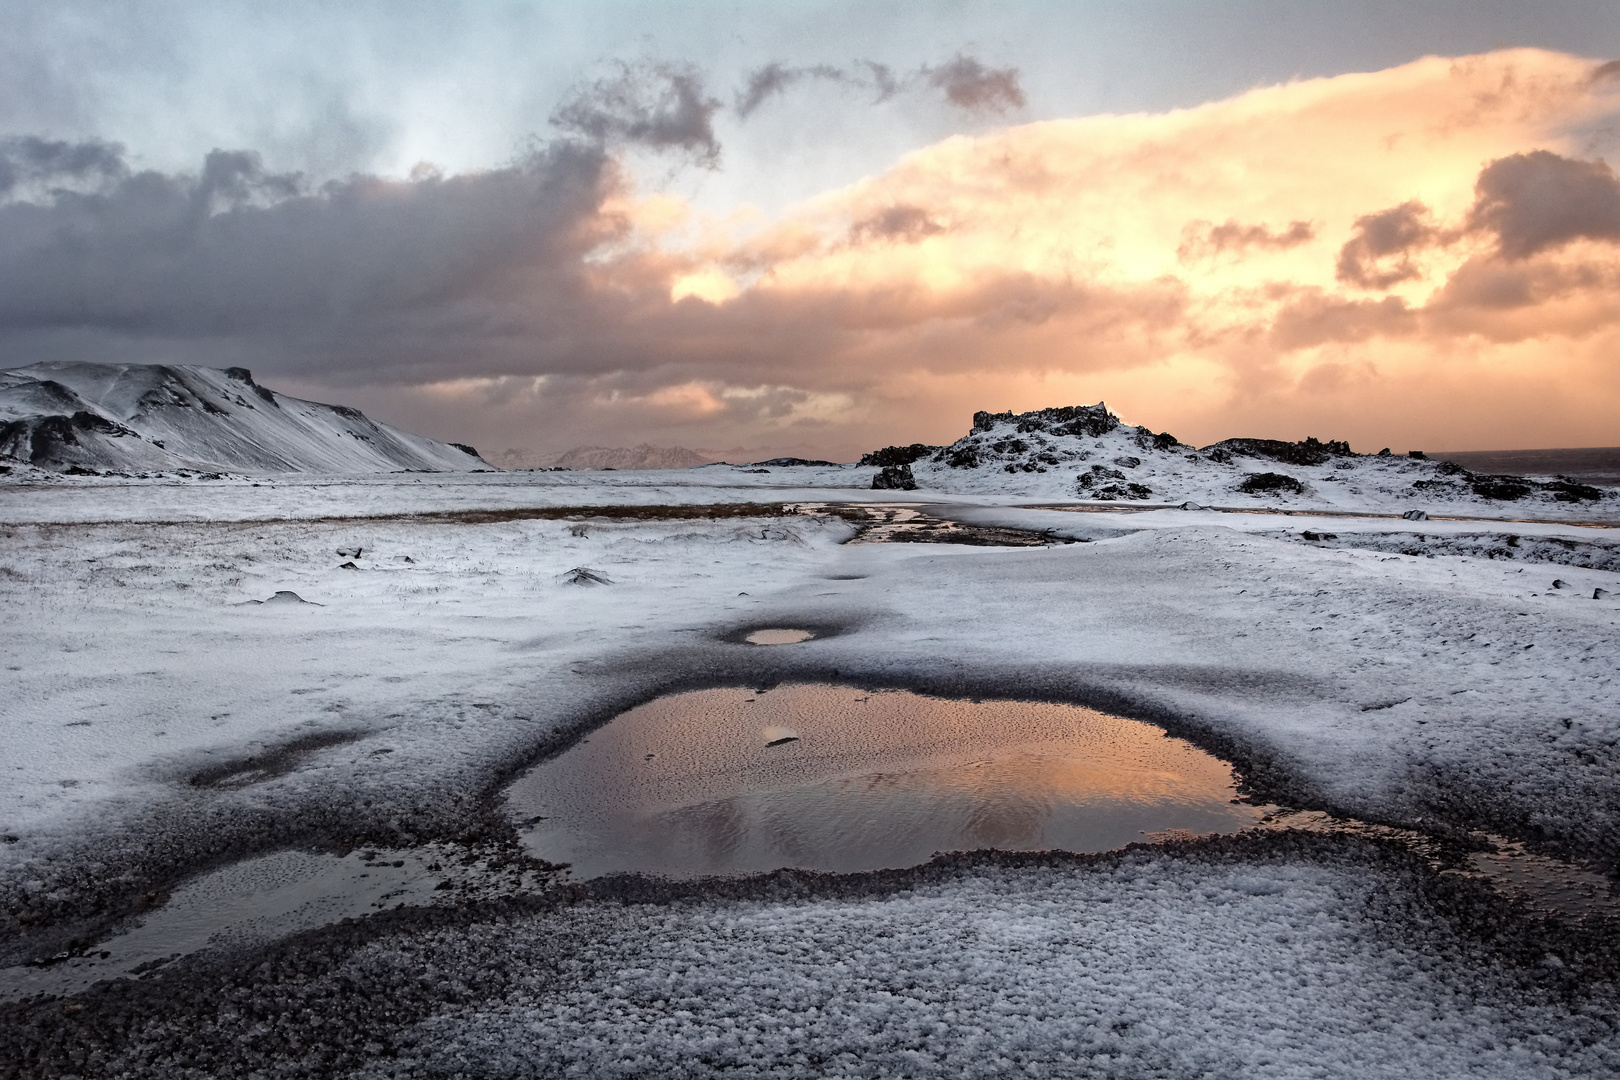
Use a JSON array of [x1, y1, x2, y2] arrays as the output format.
[[1, 466, 1618, 1073]]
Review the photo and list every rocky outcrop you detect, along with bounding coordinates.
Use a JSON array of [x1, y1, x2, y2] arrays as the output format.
[[871, 463, 918, 490], [1204, 437, 1354, 467], [1238, 472, 1307, 495], [859, 444, 938, 467], [848, 401, 1614, 511], [971, 404, 1120, 439]]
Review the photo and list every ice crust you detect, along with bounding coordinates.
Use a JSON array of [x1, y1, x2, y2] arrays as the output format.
[[15, 843, 1616, 1078], [379, 851, 1618, 1078]]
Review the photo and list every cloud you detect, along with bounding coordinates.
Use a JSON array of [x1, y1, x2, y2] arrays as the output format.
[[551, 61, 722, 167], [1466, 150, 1620, 260], [1178, 219, 1314, 262], [0, 137, 623, 383], [1334, 202, 1440, 288], [922, 55, 1025, 114], [734, 53, 1024, 118], [734, 63, 852, 117], [3, 48, 1620, 460], [0, 135, 127, 199], [1269, 291, 1416, 350], [849, 205, 946, 244]]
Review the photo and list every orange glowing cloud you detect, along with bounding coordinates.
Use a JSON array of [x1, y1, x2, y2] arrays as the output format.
[[605, 49, 1620, 453]]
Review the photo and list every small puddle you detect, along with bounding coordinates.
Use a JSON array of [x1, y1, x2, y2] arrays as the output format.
[[794, 503, 1061, 546], [744, 628, 815, 645], [507, 684, 1270, 879], [11, 689, 1614, 1000], [0, 843, 552, 1002]]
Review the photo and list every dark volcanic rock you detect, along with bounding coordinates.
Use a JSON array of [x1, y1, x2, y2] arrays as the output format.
[[973, 404, 1119, 439], [872, 463, 918, 490], [1471, 475, 1533, 501], [1078, 465, 1152, 500], [1547, 478, 1603, 503], [1238, 472, 1306, 495], [750, 457, 841, 467], [859, 444, 938, 467], [1206, 437, 1354, 467]]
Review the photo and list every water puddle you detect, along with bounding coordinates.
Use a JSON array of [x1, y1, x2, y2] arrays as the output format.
[[744, 628, 815, 645], [9, 687, 1615, 1001], [0, 843, 551, 1002], [506, 684, 1270, 879], [793, 503, 1061, 546], [1259, 809, 1619, 921]]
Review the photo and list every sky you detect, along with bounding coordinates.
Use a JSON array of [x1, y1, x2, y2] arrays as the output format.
[[2, 1, 1619, 460]]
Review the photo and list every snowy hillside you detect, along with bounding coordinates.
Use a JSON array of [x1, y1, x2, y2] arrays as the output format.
[[0, 363, 489, 475], [863, 403, 1615, 514]]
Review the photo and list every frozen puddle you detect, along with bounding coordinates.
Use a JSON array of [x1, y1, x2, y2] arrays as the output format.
[[744, 628, 816, 645], [507, 684, 1270, 879]]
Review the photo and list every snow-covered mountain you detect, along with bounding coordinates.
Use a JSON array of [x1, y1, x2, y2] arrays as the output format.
[[0, 363, 489, 475], [861, 403, 1613, 513]]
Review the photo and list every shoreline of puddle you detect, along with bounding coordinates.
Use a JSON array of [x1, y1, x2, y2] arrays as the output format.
[[4, 678, 1616, 1003]]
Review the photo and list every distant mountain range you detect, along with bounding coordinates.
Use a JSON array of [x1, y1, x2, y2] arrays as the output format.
[[0, 363, 488, 474], [497, 444, 717, 471]]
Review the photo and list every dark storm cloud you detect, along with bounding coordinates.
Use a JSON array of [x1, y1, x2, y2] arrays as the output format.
[[0, 135, 127, 197], [0, 135, 632, 381], [735, 53, 1024, 117], [1466, 150, 1620, 260], [1177, 218, 1314, 261], [1335, 201, 1438, 288], [551, 61, 722, 167]]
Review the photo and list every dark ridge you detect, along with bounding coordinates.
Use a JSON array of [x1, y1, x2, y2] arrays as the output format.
[[1204, 436, 1354, 467], [858, 444, 938, 467], [972, 403, 1120, 438], [748, 457, 841, 467], [0, 412, 140, 465], [448, 443, 481, 459]]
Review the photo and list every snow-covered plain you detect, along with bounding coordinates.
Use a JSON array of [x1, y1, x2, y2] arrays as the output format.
[[2, 461, 1619, 1074]]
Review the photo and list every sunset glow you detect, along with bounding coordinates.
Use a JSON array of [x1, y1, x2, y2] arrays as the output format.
[[582, 49, 1620, 455]]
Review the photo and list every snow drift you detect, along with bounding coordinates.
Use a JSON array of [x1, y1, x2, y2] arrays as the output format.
[[0, 363, 489, 475]]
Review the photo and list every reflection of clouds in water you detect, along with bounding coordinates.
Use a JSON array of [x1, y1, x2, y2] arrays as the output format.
[[664, 797, 749, 865], [960, 787, 1051, 850], [511, 684, 1265, 877]]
